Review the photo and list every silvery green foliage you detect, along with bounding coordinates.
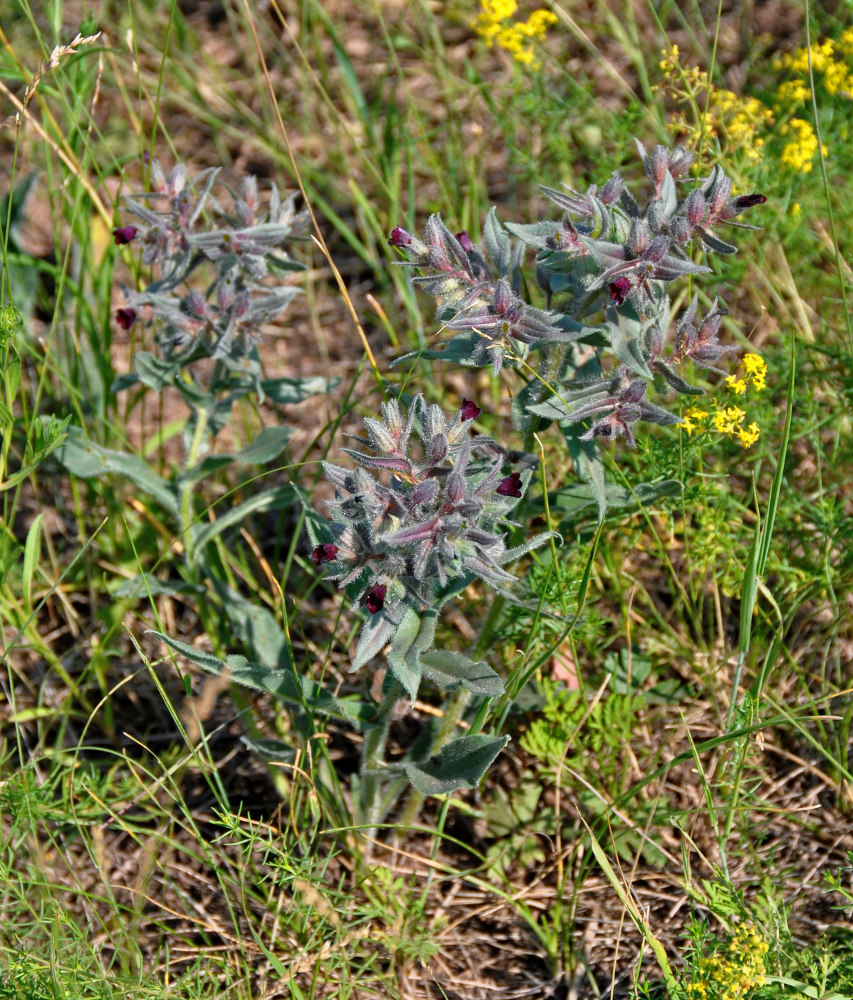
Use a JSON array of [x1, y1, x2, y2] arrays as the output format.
[[114, 158, 307, 378], [307, 395, 556, 700], [390, 142, 765, 449]]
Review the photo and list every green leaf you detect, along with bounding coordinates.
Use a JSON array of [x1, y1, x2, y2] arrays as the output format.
[[404, 734, 510, 796], [233, 425, 292, 465], [192, 484, 295, 553], [212, 582, 290, 670], [386, 606, 425, 702], [392, 331, 486, 368], [420, 650, 504, 697], [240, 736, 296, 763], [482, 207, 511, 275], [260, 375, 340, 404], [128, 351, 180, 392], [150, 630, 374, 727], [528, 478, 682, 524], [113, 575, 206, 598], [353, 613, 397, 671], [566, 429, 607, 522], [56, 426, 179, 515], [653, 362, 704, 396], [22, 513, 42, 609]]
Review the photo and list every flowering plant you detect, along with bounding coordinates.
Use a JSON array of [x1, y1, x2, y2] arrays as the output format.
[[391, 141, 766, 514], [305, 394, 555, 702]]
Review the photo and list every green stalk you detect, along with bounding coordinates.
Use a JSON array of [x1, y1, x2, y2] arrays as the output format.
[[359, 678, 403, 837], [179, 405, 210, 565], [396, 683, 470, 833]]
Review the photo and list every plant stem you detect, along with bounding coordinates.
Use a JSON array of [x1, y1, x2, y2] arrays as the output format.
[[396, 592, 507, 833], [180, 405, 209, 565], [396, 683, 471, 833], [359, 678, 403, 839]]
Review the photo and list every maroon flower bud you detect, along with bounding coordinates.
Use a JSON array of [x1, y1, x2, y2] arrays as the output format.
[[599, 172, 624, 205], [493, 279, 512, 315], [629, 220, 649, 256], [460, 398, 482, 421], [667, 146, 695, 178], [496, 472, 523, 498], [112, 226, 138, 245], [312, 543, 339, 566], [455, 230, 475, 253], [685, 190, 706, 227], [388, 226, 413, 248], [365, 583, 387, 614], [734, 193, 767, 210], [115, 308, 136, 330], [651, 145, 669, 185], [609, 277, 631, 306]]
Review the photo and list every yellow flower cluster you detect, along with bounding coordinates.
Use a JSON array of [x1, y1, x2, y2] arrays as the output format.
[[681, 353, 765, 448], [658, 47, 774, 164], [473, 0, 558, 68], [779, 117, 827, 173], [685, 923, 769, 1000], [776, 37, 853, 96], [657, 37, 850, 173], [725, 352, 767, 394]]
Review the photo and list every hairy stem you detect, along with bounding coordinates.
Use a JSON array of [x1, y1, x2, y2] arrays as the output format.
[[359, 678, 403, 841], [180, 405, 209, 564]]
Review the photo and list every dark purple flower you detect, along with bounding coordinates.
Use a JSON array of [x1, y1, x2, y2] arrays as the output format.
[[388, 226, 413, 248], [609, 277, 631, 306], [365, 583, 387, 614], [115, 308, 136, 330], [496, 472, 522, 498], [460, 398, 481, 421], [112, 226, 138, 245], [455, 230, 475, 253], [312, 543, 339, 566], [734, 193, 766, 210]]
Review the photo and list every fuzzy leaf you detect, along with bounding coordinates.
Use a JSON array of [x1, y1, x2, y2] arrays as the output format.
[[150, 631, 374, 726], [130, 350, 180, 391], [696, 226, 738, 255], [482, 207, 511, 275], [353, 614, 397, 671], [653, 361, 705, 396], [420, 650, 504, 697], [56, 426, 180, 516], [260, 375, 339, 403], [386, 606, 425, 701], [566, 429, 607, 522], [404, 734, 510, 796]]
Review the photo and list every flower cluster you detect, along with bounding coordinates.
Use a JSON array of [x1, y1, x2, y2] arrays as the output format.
[[309, 395, 553, 691], [681, 352, 765, 448], [472, 0, 557, 68], [684, 922, 769, 1000], [389, 215, 567, 376], [778, 117, 827, 173], [391, 142, 766, 448], [775, 33, 853, 97], [113, 158, 306, 369], [658, 47, 775, 165], [659, 39, 842, 174]]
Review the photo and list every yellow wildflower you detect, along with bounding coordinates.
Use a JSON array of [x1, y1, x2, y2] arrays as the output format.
[[779, 117, 827, 172], [742, 352, 767, 390], [737, 422, 760, 448], [777, 78, 812, 104], [841, 26, 853, 56], [712, 405, 746, 435], [725, 375, 748, 395], [473, 0, 556, 68], [681, 406, 710, 434], [685, 922, 769, 1000]]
